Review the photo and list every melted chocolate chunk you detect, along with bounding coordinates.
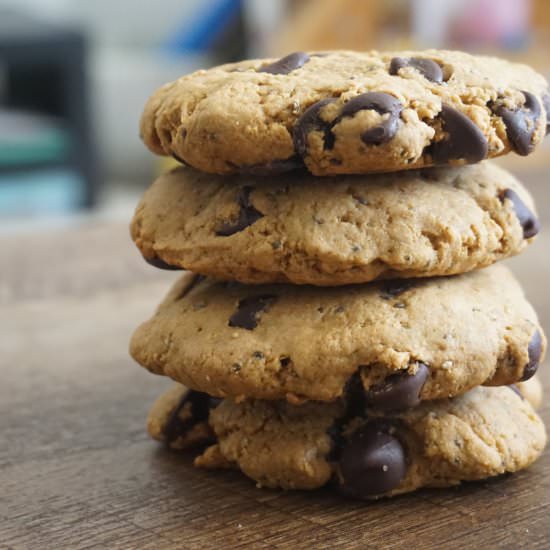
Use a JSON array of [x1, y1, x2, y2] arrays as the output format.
[[338, 421, 407, 498], [379, 280, 416, 299], [521, 330, 543, 381], [327, 374, 365, 461], [344, 373, 367, 419], [293, 98, 338, 156], [430, 105, 488, 163], [164, 390, 219, 445], [499, 188, 540, 239], [145, 256, 184, 270], [258, 52, 310, 75], [389, 57, 443, 83], [216, 187, 264, 237], [496, 91, 541, 156], [543, 94, 550, 135], [228, 295, 277, 330], [293, 92, 403, 157], [237, 156, 304, 175], [365, 363, 429, 410], [338, 92, 403, 145]]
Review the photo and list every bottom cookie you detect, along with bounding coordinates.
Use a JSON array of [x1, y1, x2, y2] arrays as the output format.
[[148, 379, 545, 499]]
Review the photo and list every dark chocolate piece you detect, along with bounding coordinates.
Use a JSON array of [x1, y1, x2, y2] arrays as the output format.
[[164, 390, 219, 445], [338, 421, 407, 498], [338, 92, 403, 145], [496, 91, 541, 156], [389, 57, 443, 83], [228, 295, 277, 330], [430, 104, 488, 163], [521, 330, 543, 381], [216, 187, 264, 236], [499, 188, 540, 239], [365, 363, 430, 410], [293, 98, 338, 156], [258, 52, 310, 75], [145, 256, 183, 271]]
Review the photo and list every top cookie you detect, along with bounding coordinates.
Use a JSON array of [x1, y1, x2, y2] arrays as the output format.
[[140, 49, 549, 176]]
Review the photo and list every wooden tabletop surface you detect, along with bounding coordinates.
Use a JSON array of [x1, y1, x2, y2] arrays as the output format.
[[2, 169, 550, 549]]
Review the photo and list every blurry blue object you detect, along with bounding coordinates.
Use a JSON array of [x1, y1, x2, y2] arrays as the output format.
[[0, 170, 84, 216], [163, 0, 242, 54]]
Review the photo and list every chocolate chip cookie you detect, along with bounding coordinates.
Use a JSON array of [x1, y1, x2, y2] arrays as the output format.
[[130, 265, 545, 405], [140, 50, 549, 176], [148, 384, 546, 499], [147, 375, 543, 451], [131, 162, 538, 285]]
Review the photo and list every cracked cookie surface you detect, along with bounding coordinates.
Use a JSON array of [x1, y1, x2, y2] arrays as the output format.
[[131, 162, 538, 285], [148, 384, 546, 499], [140, 49, 549, 176], [130, 265, 545, 404]]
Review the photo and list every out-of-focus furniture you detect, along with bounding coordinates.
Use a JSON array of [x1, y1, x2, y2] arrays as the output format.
[[0, 10, 97, 210]]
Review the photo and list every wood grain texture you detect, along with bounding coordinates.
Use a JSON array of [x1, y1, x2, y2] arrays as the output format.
[[1, 169, 549, 549]]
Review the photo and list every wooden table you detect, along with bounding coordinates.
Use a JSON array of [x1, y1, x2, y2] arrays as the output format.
[[2, 173, 549, 548]]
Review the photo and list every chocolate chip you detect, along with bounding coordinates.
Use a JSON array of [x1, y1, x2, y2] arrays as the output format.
[[338, 92, 403, 145], [294, 92, 403, 157], [145, 256, 183, 270], [328, 373, 365, 461], [228, 295, 277, 330], [389, 57, 443, 83], [327, 423, 345, 461], [499, 188, 540, 239], [508, 384, 524, 400], [365, 363, 429, 410], [496, 91, 541, 156], [236, 156, 304, 175], [543, 94, 550, 135], [521, 330, 543, 381], [292, 98, 338, 156], [344, 373, 367, 419], [216, 187, 264, 236], [164, 390, 219, 445], [380, 280, 416, 299], [338, 421, 407, 498], [430, 104, 488, 163], [258, 51, 310, 75]]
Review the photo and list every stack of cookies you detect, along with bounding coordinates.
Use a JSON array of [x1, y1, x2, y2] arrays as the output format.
[[130, 50, 548, 499]]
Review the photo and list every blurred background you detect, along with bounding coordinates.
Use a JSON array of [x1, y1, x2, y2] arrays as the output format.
[[1, 0, 549, 232]]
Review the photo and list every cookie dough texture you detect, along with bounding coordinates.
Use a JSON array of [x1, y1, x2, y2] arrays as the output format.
[[148, 385, 546, 497], [140, 49, 549, 176], [130, 265, 545, 403], [131, 162, 538, 285]]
